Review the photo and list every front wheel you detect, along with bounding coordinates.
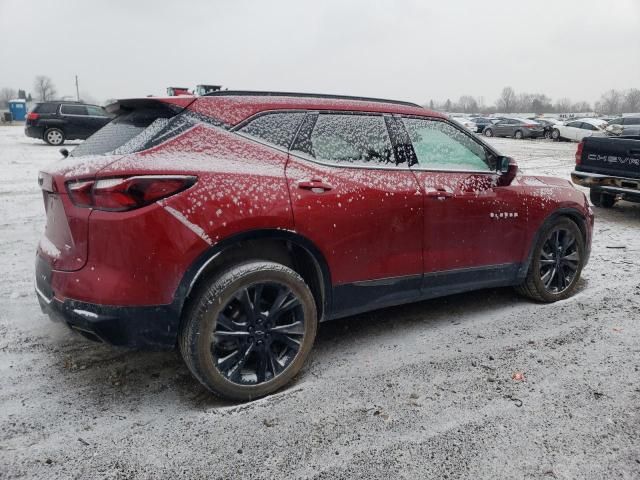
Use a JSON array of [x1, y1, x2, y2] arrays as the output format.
[[484, 128, 494, 137], [589, 189, 616, 208], [515, 218, 585, 302], [179, 261, 317, 401], [544, 130, 552, 139], [514, 130, 524, 140], [551, 129, 561, 141]]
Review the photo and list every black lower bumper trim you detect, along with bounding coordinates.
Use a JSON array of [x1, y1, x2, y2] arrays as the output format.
[[35, 254, 180, 349], [37, 294, 180, 349]]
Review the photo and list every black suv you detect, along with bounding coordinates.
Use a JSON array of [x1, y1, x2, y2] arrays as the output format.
[[25, 102, 112, 146]]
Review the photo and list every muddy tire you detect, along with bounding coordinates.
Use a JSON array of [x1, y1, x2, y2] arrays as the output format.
[[179, 261, 317, 401], [515, 218, 585, 303]]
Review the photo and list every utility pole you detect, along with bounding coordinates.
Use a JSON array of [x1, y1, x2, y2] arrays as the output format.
[[75, 75, 80, 101]]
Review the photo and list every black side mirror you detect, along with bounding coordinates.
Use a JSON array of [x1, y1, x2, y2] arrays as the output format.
[[498, 156, 518, 186], [59, 148, 69, 158]]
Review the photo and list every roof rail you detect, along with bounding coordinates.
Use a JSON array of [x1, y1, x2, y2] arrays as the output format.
[[202, 90, 422, 108]]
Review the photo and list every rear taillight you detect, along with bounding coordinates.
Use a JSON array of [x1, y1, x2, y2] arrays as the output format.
[[26, 112, 40, 121], [66, 175, 196, 211], [575, 142, 584, 164]]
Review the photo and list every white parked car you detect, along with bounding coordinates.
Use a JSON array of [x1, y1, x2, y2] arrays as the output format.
[[451, 116, 477, 132], [551, 118, 608, 142]]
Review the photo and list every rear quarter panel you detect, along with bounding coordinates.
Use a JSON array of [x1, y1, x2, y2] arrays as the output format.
[[84, 124, 294, 305]]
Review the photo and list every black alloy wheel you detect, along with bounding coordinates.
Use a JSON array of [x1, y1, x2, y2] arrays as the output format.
[[212, 282, 305, 385], [180, 261, 317, 401], [515, 218, 585, 302], [538, 228, 580, 294]]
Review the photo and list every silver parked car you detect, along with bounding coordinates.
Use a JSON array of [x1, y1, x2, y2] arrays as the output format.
[[483, 117, 545, 139]]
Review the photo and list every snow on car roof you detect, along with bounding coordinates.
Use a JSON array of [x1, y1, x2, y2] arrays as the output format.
[[511, 117, 539, 123], [577, 118, 607, 126]]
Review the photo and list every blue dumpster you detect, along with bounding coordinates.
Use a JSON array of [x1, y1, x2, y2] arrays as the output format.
[[9, 99, 27, 121]]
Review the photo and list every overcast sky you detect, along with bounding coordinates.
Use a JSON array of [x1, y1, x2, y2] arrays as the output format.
[[1, 0, 638, 105]]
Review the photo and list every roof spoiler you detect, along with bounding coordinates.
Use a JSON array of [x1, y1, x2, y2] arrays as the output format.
[[105, 97, 197, 116]]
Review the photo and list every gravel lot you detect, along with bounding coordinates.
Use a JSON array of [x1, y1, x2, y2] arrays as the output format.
[[1, 126, 639, 479]]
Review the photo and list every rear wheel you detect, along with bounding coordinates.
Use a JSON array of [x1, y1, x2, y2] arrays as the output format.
[[179, 261, 317, 401], [589, 189, 616, 208], [44, 128, 65, 146], [544, 130, 552, 139], [514, 130, 524, 139], [484, 128, 494, 137], [515, 218, 585, 303]]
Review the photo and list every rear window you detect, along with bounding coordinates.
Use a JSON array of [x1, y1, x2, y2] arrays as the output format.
[[70, 105, 223, 157], [71, 107, 174, 157], [32, 103, 59, 114]]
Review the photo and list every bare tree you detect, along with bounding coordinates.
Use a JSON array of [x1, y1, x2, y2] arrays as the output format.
[[623, 88, 640, 113], [571, 101, 592, 113], [496, 87, 516, 113], [458, 95, 478, 113], [0, 87, 17, 108], [554, 97, 572, 114], [34, 75, 57, 101], [599, 89, 622, 114]]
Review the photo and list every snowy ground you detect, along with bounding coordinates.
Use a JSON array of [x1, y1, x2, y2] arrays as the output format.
[[1, 125, 639, 479]]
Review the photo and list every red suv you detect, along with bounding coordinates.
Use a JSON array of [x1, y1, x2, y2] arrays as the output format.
[[36, 91, 594, 400]]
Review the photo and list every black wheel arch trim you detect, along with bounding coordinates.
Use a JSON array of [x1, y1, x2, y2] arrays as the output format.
[[173, 229, 333, 320], [517, 207, 590, 281]]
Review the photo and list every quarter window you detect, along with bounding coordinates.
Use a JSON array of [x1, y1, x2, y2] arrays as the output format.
[[61, 105, 88, 116], [238, 112, 305, 149], [33, 103, 59, 114], [403, 118, 494, 172], [298, 114, 395, 166], [86, 105, 108, 117]]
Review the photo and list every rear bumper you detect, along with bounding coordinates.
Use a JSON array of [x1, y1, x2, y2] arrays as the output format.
[[25, 125, 44, 139], [571, 171, 640, 202], [35, 255, 180, 349]]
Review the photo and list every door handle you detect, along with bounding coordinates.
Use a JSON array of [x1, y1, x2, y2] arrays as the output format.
[[425, 188, 453, 200], [297, 179, 333, 193]]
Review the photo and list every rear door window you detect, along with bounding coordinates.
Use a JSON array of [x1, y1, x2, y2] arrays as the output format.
[[293, 113, 395, 167], [61, 105, 88, 116], [236, 112, 305, 149], [402, 118, 494, 172]]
